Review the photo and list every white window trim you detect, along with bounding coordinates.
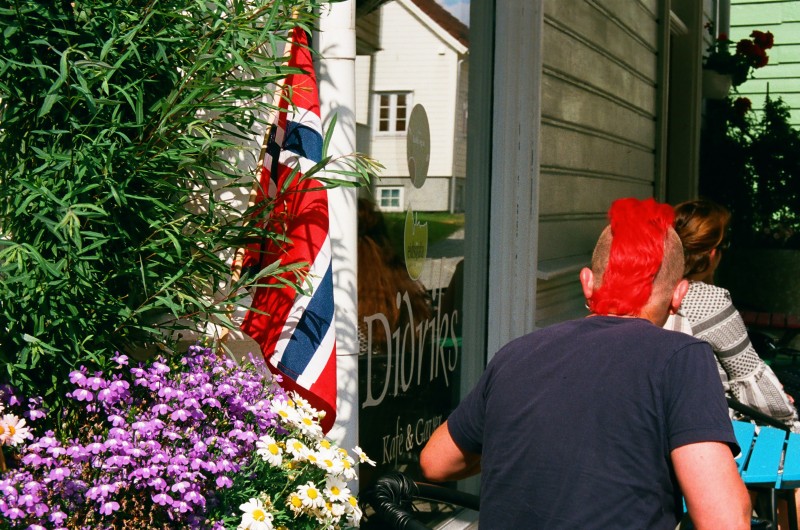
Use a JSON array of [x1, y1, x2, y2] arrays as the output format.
[[372, 92, 413, 135], [376, 187, 404, 212]]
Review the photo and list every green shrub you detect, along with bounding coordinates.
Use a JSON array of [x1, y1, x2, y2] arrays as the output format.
[[0, 0, 373, 411], [700, 94, 800, 248]]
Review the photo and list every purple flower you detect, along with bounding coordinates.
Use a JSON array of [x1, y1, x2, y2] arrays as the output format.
[[86, 376, 107, 391], [171, 481, 189, 494], [107, 427, 130, 440], [22, 453, 43, 466], [70, 388, 94, 402], [48, 467, 71, 481], [87, 441, 104, 454], [153, 493, 174, 506], [99, 500, 120, 515], [46, 445, 66, 457], [152, 403, 171, 416], [170, 409, 189, 421], [69, 370, 87, 385], [151, 361, 170, 374], [0, 344, 290, 528], [215, 475, 232, 488], [20, 493, 37, 507], [107, 414, 126, 427], [86, 484, 113, 501], [105, 455, 130, 467], [148, 477, 167, 491], [184, 490, 205, 506], [170, 454, 189, 466]]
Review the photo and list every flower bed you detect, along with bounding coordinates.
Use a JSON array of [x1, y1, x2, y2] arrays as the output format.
[[0, 345, 372, 529]]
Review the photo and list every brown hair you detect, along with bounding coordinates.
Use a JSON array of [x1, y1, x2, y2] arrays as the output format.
[[357, 199, 431, 346], [673, 199, 731, 278]]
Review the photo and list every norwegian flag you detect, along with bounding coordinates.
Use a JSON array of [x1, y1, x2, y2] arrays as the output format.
[[240, 27, 336, 433]]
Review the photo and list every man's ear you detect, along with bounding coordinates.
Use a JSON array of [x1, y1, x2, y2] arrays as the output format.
[[580, 267, 594, 302], [670, 279, 690, 314]]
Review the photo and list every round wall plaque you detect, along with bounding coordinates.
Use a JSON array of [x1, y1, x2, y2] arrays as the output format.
[[406, 104, 430, 189]]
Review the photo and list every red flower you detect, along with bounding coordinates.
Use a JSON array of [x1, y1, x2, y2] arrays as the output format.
[[735, 39, 769, 69], [736, 39, 758, 57], [754, 48, 769, 68], [717, 32, 730, 42], [750, 30, 774, 50]]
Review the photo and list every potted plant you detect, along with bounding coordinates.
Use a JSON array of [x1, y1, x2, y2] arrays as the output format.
[[700, 93, 800, 315], [0, 344, 375, 528], [702, 23, 774, 97]]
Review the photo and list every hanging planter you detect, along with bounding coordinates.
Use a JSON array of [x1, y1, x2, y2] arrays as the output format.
[[703, 69, 733, 99]]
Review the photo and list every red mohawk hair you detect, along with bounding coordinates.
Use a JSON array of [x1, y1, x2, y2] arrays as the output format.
[[589, 197, 675, 316]]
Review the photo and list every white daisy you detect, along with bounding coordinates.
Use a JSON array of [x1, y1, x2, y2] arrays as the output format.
[[284, 438, 307, 460], [324, 476, 350, 502], [345, 495, 363, 527], [237, 498, 274, 530], [296, 481, 325, 509], [327, 500, 346, 518], [270, 398, 299, 425], [353, 445, 376, 466], [255, 435, 283, 467], [287, 492, 304, 516], [339, 454, 358, 481], [316, 448, 344, 475], [296, 410, 323, 439], [0, 414, 31, 446], [289, 392, 317, 416], [303, 447, 322, 467]]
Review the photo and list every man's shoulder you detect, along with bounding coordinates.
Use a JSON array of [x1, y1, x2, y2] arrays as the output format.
[[494, 316, 711, 362]]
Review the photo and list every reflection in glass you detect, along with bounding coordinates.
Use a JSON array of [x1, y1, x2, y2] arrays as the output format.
[[355, 0, 468, 493]]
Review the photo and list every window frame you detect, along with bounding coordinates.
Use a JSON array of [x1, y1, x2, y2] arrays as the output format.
[[376, 187, 404, 212], [373, 91, 412, 135]]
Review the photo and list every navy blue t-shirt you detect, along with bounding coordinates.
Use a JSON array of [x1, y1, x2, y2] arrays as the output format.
[[448, 317, 737, 530]]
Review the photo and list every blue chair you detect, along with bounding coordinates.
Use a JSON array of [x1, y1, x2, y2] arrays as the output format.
[[733, 419, 800, 530]]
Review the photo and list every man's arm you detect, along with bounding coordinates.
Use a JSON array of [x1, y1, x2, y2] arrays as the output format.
[[420, 420, 481, 482], [671, 441, 751, 530]]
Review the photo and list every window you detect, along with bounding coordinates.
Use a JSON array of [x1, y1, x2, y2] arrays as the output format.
[[377, 187, 402, 211], [376, 92, 410, 133]]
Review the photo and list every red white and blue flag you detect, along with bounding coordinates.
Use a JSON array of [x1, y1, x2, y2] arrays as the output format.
[[241, 27, 337, 433]]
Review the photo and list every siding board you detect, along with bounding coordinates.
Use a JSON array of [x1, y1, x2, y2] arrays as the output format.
[[535, 0, 660, 326], [539, 123, 655, 180], [543, 22, 655, 113], [541, 75, 656, 147]]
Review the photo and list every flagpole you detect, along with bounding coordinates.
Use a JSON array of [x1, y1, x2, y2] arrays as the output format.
[[219, 21, 298, 347]]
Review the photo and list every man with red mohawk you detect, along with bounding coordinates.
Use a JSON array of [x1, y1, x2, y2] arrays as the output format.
[[421, 198, 750, 529]]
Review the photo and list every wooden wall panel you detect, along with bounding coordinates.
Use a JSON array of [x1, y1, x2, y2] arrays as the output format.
[[535, 0, 660, 326]]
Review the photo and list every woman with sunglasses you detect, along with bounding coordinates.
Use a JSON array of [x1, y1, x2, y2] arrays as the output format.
[[669, 199, 800, 433]]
